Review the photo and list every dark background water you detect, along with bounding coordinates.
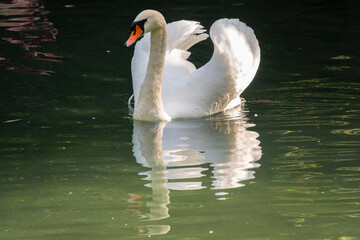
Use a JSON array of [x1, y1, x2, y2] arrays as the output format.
[[1, 0, 360, 239]]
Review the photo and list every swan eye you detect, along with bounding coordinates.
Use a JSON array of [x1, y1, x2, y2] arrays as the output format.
[[129, 19, 147, 32]]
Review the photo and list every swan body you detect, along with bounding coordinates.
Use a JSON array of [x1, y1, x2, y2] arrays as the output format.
[[125, 10, 260, 122]]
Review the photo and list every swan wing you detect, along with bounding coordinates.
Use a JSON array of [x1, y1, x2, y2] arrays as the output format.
[[163, 19, 260, 119], [166, 20, 208, 52]]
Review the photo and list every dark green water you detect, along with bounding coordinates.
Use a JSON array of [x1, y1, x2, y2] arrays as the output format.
[[1, 0, 359, 239]]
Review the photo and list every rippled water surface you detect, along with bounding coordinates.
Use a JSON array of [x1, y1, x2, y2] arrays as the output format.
[[1, 0, 359, 239]]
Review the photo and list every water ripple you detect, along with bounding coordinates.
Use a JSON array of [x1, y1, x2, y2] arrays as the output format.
[[331, 128, 360, 135], [0, 0, 61, 74]]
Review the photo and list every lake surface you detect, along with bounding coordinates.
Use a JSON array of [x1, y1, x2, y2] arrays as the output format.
[[1, 0, 359, 239]]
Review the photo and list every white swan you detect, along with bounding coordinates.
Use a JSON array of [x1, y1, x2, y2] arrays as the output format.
[[125, 10, 260, 122]]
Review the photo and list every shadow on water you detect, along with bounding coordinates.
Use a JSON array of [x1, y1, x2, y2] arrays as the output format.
[[130, 105, 262, 235]]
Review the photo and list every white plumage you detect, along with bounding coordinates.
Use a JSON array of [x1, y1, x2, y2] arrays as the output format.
[[127, 10, 260, 121]]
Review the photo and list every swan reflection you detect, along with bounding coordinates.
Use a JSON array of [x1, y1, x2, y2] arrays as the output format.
[[130, 106, 262, 235], [0, 0, 61, 75]]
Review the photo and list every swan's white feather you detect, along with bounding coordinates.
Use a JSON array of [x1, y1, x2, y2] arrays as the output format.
[[131, 18, 260, 120]]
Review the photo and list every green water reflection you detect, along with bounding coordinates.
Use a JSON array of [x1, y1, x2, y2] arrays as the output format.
[[1, 0, 360, 239]]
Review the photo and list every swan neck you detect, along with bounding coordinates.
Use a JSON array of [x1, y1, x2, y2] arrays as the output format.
[[133, 24, 169, 121], [148, 28, 167, 83]]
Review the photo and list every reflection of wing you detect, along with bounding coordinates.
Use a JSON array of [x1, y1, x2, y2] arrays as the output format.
[[162, 111, 261, 189]]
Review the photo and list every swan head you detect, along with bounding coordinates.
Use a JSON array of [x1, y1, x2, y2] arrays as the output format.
[[125, 9, 166, 47]]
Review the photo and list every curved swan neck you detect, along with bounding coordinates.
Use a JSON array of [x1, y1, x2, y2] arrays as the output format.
[[147, 27, 167, 86], [133, 15, 170, 122]]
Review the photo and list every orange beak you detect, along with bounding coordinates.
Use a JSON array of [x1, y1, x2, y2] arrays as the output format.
[[125, 25, 144, 47]]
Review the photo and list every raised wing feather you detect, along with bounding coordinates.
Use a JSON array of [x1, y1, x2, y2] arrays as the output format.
[[162, 19, 260, 119]]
